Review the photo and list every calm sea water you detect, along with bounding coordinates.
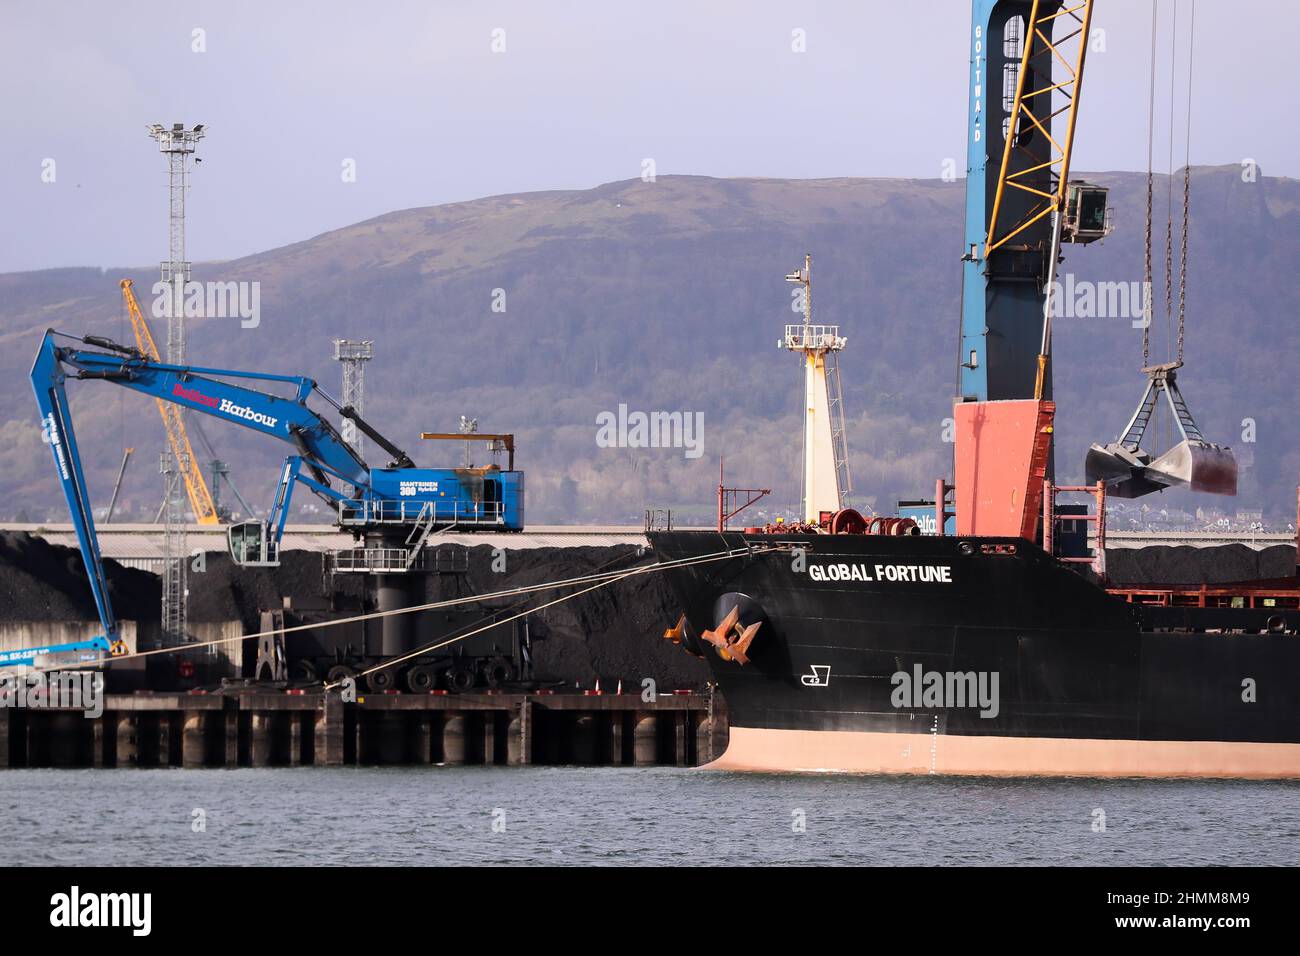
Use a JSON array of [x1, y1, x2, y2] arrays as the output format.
[[1, 767, 1296, 866]]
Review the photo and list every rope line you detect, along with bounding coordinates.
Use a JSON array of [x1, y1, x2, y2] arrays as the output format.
[[45, 543, 772, 674], [339, 569, 643, 688]]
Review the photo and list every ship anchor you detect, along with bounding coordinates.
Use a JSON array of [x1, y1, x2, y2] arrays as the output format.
[[700, 606, 761, 665]]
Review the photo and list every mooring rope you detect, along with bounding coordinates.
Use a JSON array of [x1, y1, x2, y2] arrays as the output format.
[[40, 542, 772, 676], [338, 568, 643, 689]]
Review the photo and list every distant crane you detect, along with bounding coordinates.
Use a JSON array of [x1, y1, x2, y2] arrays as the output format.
[[103, 447, 133, 522], [121, 278, 220, 525], [146, 122, 205, 645], [333, 339, 374, 457], [189, 417, 257, 520]]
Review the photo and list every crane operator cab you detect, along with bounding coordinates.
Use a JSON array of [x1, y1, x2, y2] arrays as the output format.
[[1062, 181, 1112, 244], [228, 520, 280, 567]]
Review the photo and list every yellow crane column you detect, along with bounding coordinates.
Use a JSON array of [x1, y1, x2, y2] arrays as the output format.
[[121, 278, 220, 525]]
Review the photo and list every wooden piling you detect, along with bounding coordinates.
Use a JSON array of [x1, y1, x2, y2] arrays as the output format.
[[351, 706, 363, 765], [375, 712, 406, 765], [507, 700, 531, 766], [482, 711, 497, 766], [157, 712, 172, 767], [314, 695, 344, 767], [289, 713, 303, 767], [182, 712, 205, 768], [610, 712, 625, 766], [250, 712, 272, 767], [115, 714, 137, 767], [224, 703, 239, 768], [633, 712, 658, 766], [695, 716, 724, 766], [92, 718, 106, 768], [572, 713, 598, 765], [442, 712, 466, 765], [1, 689, 721, 769], [413, 712, 433, 764]]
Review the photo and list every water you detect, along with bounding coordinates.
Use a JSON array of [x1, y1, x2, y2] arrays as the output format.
[[2, 767, 1296, 866]]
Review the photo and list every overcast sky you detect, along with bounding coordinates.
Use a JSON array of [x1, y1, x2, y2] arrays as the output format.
[[1, 0, 1293, 273]]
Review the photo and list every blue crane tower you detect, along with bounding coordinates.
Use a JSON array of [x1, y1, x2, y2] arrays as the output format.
[[960, 0, 1109, 405], [951, 0, 1111, 539], [955, 1, 1232, 532]]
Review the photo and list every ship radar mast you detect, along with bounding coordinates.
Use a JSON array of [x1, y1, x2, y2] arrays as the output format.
[[782, 254, 851, 522]]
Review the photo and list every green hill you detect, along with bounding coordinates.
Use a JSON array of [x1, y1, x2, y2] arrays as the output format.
[[2, 167, 1296, 525]]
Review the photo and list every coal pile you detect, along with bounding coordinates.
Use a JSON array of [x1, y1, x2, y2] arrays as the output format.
[[1105, 544, 1297, 586], [450, 545, 706, 689], [0, 531, 158, 622], [5, 530, 1294, 688], [187, 550, 363, 625], [189, 542, 706, 687], [0, 533, 706, 688]]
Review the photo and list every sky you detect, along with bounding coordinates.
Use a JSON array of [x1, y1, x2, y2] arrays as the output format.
[[1, 0, 1294, 273]]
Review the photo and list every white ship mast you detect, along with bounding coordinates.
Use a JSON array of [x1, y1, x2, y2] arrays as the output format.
[[783, 254, 851, 522]]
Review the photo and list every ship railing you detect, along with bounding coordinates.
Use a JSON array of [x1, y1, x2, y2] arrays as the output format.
[[332, 547, 427, 573], [783, 324, 846, 352], [1043, 480, 1107, 579], [337, 498, 504, 527], [644, 509, 674, 532]]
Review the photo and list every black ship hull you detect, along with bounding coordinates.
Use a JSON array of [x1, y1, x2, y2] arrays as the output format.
[[648, 530, 1300, 777]]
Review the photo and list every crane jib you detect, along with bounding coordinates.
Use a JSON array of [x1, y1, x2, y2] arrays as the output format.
[[28, 328, 527, 653]]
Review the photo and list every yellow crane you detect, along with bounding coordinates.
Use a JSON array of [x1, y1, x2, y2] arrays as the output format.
[[120, 278, 221, 525]]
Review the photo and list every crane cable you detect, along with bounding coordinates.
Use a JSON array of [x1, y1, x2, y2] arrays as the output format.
[[39, 543, 776, 673], [1142, 1, 1197, 452], [1177, 0, 1196, 366], [1142, 0, 1196, 396], [338, 569, 642, 690], [1164, 0, 1178, 380], [1142, 0, 1157, 369]]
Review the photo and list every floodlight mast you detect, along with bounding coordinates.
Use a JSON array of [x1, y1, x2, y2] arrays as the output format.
[[145, 122, 205, 645]]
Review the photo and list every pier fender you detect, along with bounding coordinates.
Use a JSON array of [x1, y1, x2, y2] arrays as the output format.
[[705, 593, 766, 665]]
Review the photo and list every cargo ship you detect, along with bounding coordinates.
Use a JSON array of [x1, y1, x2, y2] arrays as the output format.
[[648, 0, 1300, 777], [649, 528, 1300, 776]]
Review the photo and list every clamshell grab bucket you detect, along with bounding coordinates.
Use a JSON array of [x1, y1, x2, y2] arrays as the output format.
[[1085, 364, 1237, 499]]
